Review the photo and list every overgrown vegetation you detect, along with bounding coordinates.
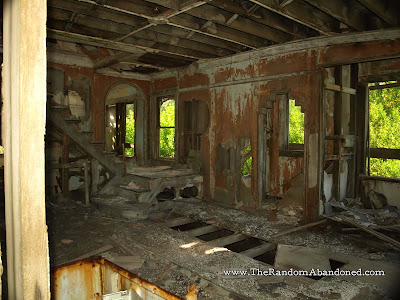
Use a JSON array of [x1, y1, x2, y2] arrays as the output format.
[[159, 99, 175, 158], [289, 99, 305, 144], [369, 83, 400, 178], [241, 145, 252, 176], [125, 103, 135, 156]]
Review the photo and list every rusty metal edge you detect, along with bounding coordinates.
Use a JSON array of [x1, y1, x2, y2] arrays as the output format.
[[51, 256, 184, 300]]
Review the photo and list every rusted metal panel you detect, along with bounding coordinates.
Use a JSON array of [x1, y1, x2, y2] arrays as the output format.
[[52, 257, 182, 300], [52, 260, 102, 300]]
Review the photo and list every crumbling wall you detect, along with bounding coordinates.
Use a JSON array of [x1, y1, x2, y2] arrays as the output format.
[[153, 38, 400, 220]]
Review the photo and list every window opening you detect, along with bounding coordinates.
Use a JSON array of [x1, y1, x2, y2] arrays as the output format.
[[125, 103, 135, 156], [158, 98, 175, 158], [241, 145, 252, 176], [368, 81, 400, 178], [289, 99, 304, 144]]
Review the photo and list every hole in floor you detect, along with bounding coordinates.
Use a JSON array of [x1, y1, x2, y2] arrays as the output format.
[[254, 250, 277, 265], [171, 221, 207, 231], [224, 238, 262, 253], [197, 229, 234, 242]]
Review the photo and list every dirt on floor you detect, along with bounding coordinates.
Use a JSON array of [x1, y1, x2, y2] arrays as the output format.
[[42, 193, 400, 299]]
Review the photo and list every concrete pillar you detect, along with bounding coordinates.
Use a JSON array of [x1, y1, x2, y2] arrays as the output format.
[[2, 0, 50, 298]]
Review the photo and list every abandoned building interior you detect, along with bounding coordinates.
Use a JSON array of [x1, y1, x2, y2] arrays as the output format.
[[1, 0, 400, 299]]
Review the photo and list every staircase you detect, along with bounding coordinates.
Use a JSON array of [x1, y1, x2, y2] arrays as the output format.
[[46, 104, 123, 197]]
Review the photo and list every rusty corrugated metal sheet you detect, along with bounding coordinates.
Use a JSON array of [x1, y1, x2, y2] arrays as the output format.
[[52, 257, 183, 300]]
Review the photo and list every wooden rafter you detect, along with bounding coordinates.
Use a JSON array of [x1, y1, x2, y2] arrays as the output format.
[[248, 0, 339, 35]]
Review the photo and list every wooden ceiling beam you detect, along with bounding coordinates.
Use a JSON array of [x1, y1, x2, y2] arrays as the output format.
[[302, 0, 367, 31], [210, 0, 318, 39], [49, 0, 243, 53], [48, 0, 144, 27], [149, 25, 242, 53], [73, 0, 265, 49], [47, 8, 228, 58], [356, 0, 399, 26], [144, 0, 292, 43], [47, 28, 198, 61], [248, 0, 339, 35], [93, 52, 141, 70]]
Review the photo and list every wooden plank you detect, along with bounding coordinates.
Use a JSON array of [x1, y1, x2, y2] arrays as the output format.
[[47, 29, 197, 61], [64, 244, 114, 264], [3, 0, 50, 296], [275, 244, 331, 272], [248, 0, 338, 35], [209, 233, 248, 247], [356, 0, 400, 26], [240, 243, 276, 258], [185, 224, 220, 237], [369, 82, 400, 90], [369, 147, 400, 160], [325, 83, 356, 95], [164, 216, 195, 228], [303, 0, 368, 31], [47, 110, 121, 175], [145, 0, 292, 43], [324, 153, 353, 161], [210, 0, 316, 39], [270, 219, 327, 238], [331, 216, 400, 249], [138, 178, 165, 203], [77, 0, 262, 49], [279, 150, 304, 157]]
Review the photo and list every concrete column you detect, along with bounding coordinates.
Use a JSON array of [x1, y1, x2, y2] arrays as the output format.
[[2, 0, 50, 298]]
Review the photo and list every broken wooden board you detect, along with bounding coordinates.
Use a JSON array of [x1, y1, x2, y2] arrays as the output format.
[[63, 244, 114, 264], [328, 251, 400, 298], [274, 244, 331, 273], [102, 254, 144, 271], [330, 216, 400, 249], [270, 219, 327, 239]]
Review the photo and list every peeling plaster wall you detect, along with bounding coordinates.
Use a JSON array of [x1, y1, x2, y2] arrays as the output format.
[[361, 179, 400, 209], [47, 62, 151, 146], [153, 50, 318, 209]]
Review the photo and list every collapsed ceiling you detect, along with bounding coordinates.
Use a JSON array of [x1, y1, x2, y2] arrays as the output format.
[[46, 0, 400, 74]]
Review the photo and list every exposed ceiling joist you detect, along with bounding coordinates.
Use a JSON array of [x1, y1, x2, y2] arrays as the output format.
[[302, 0, 367, 31], [76, 0, 259, 50], [211, 0, 317, 39], [93, 52, 140, 69], [48, 7, 227, 59], [356, 0, 399, 26], [144, 0, 293, 43], [248, 0, 339, 35], [115, 0, 209, 42], [47, 29, 198, 61]]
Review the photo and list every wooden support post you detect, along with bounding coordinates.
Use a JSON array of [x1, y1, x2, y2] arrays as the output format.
[[62, 134, 70, 197], [257, 108, 267, 210], [2, 0, 50, 298], [83, 162, 89, 206], [91, 159, 99, 194]]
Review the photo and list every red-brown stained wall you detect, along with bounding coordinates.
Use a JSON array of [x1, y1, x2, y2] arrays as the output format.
[[47, 62, 151, 144], [153, 39, 400, 220]]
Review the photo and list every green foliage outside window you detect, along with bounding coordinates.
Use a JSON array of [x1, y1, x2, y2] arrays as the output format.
[[159, 99, 175, 158], [125, 103, 135, 156], [241, 145, 252, 176], [289, 99, 305, 144], [369, 83, 400, 178]]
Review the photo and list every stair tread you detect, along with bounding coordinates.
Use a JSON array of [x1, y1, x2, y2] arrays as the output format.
[[51, 105, 68, 110], [119, 185, 150, 193]]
